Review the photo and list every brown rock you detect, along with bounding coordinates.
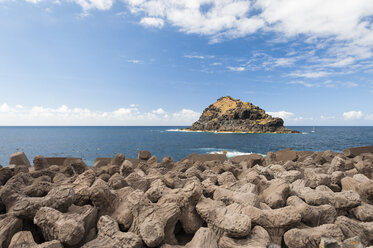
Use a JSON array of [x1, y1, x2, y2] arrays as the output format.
[[284, 224, 344, 248], [138, 150, 151, 161], [82, 215, 143, 248], [344, 146, 373, 157], [0, 214, 23, 248], [33, 156, 49, 171], [9, 231, 63, 248], [9, 152, 31, 167], [219, 225, 271, 248], [275, 148, 297, 162]]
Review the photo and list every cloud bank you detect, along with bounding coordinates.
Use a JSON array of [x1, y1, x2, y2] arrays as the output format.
[[0, 103, 200, 126]]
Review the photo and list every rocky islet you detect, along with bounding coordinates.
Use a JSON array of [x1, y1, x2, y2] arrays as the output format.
[[0, 146, 372, 247], [182, 96, 300, 133]]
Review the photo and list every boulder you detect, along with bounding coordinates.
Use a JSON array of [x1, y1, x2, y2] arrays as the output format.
[[335, 216, 373, 245], [286, 195, 337, 226], [9, 231, 63, 248], [350, 203, 373, 221], [344, 146, 373, 157], [34, 205, 97, 246], [275, 148, 297, 162], [196, 197, 251, 238], [82, 215, 143, 248], [0, 214, 23, 248], [138, 150, 151, 161], [9, 152, 31, 167], [183, 153, 227, 163], [219, 225, 271, 248], [33, 156, 49, 171], [284, 224, 344, 248], [260, 179, 290, 209]]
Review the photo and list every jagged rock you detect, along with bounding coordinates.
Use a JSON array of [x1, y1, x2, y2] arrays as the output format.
[[184, 96, 299, 133], [219, 225, 271, 248], [196, 197, 251, 238], [89, 179, 117, 214], [183, 153, 227, 163], [73, 169, 96, 206], [0, 214, 23, 248], [34, 205, 97, 246], [304, 168, 331, 188], [108, 173, 127, 190], [9, 231, 63, 248], [120, 160, 135, 177], [284, 224, 344, 248], [82, 215, 143, 248], [125, 172, 149, 192], [9, 152, 31, 167]]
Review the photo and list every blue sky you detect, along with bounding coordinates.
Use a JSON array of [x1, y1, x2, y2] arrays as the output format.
[[0, 0, 373, 126]]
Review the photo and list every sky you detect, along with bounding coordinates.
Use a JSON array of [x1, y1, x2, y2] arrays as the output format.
[[0, 0, 373, 126]]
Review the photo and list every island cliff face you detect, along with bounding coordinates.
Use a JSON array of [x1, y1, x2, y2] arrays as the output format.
[[185, 96, 300, 133]]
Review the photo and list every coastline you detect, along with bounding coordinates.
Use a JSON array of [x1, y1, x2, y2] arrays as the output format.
[[175, 128, 300, 134], [0, 145, 372, 247]]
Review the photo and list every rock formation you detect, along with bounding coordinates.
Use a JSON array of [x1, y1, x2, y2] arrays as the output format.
[[183, 96, 300, 133], [0, 146, 372, 247]]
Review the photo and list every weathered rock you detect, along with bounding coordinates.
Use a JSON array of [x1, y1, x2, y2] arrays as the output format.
[[242, 205, 301, 228], [275, 148, 297, 162], [335, 216, 373, 245], [82, 215, 143, 248], [0, 167, 13, 185], [0, 214, 23, 248], [184, 227, 218, 248], [34, 205, 97, 246], [112, 153, 125, 166], [260, 179, 290, 208], [344, 146, 373, 157], [33, 155, 50, 171], [183, 153, 227, 163], [9, 231, 63, 248], [73, 169, 96, 206], [138, 150, 151, 161], [350, 203, 373, 221], [125, 172, 149, 192], [196, 197, 251, 238], [219, 225, 270, 248], [286, 195, 337, 226], [213, 187, 258, 207], [9, 152, 31, 167], [108, 173, 127, 190], [284, 224, 344, 248]]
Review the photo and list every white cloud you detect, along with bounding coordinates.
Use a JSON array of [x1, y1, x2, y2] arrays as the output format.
[[152, 108, 166, 114], [288, 71, 331, 78], [127, 59, 143, 64], [0, 103, 200, 125], [184, 55, 205, 59], [343, 110, 363, 120], [288, 81, 319, 88], [140, 17, 164, 28], [227, 66, 245, 72], [267, 111, 294, 120]]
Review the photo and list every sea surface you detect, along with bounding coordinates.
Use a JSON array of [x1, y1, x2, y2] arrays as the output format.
[[0, 126, 372, 166]]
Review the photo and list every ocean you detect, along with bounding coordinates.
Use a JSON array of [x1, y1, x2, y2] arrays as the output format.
[[0, 126, 372, 166]]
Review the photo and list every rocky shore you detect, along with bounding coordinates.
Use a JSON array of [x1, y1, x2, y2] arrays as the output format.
[[0, 146, 373, 248]]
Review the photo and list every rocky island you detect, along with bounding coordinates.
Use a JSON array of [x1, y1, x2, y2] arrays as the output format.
[[182, 96, 300, 133], [1, 146, 373, 248]]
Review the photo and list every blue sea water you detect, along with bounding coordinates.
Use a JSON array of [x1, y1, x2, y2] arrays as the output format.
[[0, 126, 372, 166]]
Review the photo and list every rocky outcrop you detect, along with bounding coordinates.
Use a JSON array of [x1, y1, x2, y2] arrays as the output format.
[[184, 96, 299, 133], [0, 147, 372, 247]]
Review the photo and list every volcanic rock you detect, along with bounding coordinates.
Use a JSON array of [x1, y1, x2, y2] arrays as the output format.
[[184, 96, 299, 133]]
